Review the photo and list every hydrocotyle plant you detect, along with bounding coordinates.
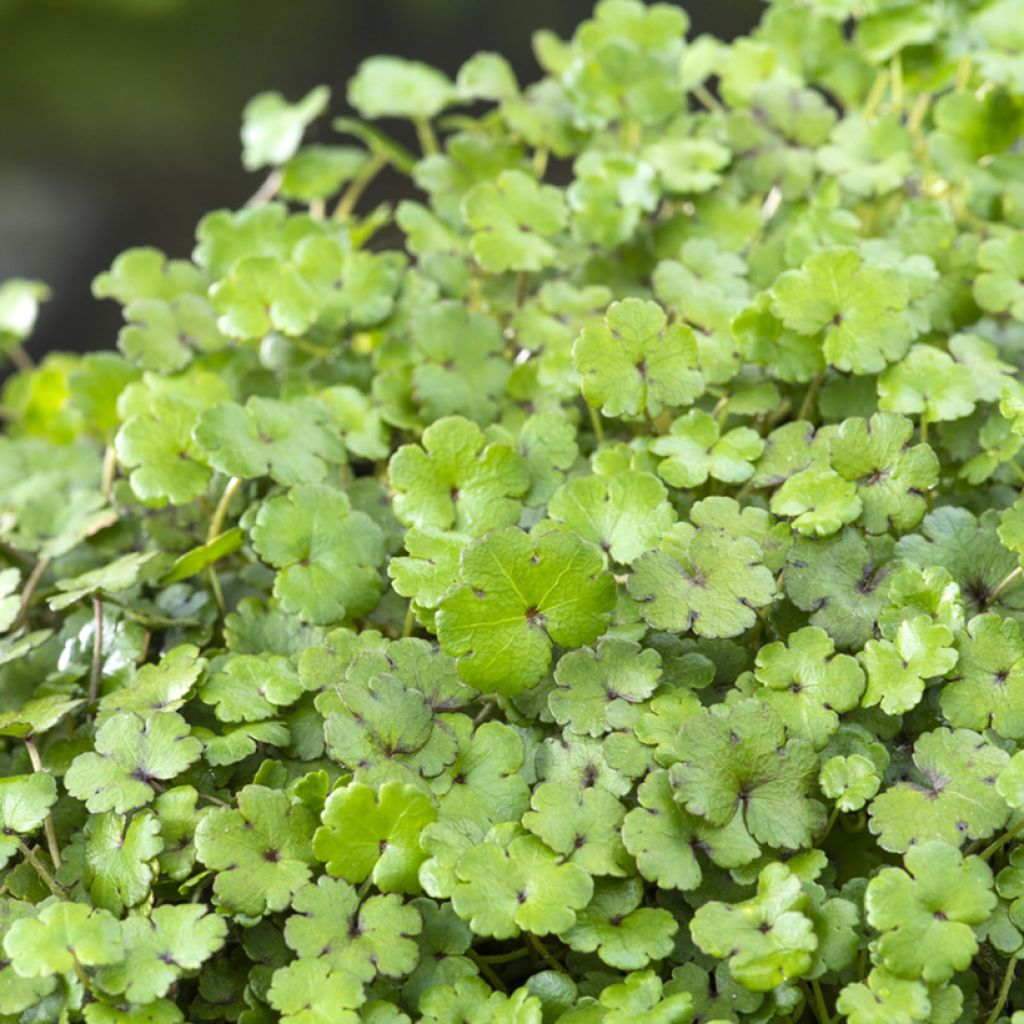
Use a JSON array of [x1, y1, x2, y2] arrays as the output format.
[[4, 0, 1024, 1021]]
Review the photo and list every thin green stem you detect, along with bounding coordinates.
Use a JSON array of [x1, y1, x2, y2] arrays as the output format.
[[979, 817, 1024, 862], [797, 371, 824, 423], [333, 152, 388, 221], [246, 167, 284, 207], [804, 979, 831, 1024], [206, 476, 242, 616], [532, 148, 549, 178], [919, 414, 929, 446], [817, 805, 841, 846], [862, 69, 890, 120], [24, 738, 61, 870], [467, 950, 509, 993], [88, 597, 104, 712], [474, 948, 530, 964], [516, 270, 529, 309], [101, 444, 117, 498], [473, 700, 497, 728], [986, 953, 1019, 1024], [587, 404, 605, 445], [990, 566, 1024, 607], [14, 555, 49, 630], [6, 343, 34, 373], [528, 933, 565, 973], [18, 840, 66, 900], [693, 85, 724, 113], [890, 53, 903, 118], [414, 118, 440, 156], [401, 602, 416, 639], [208, 476, 243, 544]]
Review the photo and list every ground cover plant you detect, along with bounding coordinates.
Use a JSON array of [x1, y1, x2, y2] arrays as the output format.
[[5, 0, 1024, 1021]]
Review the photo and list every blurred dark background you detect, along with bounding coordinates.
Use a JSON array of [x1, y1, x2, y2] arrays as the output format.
[[0, 0, 761, 356]]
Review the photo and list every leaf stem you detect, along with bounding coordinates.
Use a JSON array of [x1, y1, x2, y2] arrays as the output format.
[[693, 85, 724, 114], [246, 168, 284, 207], [24, 738, 61, 870], [401, 602, 416, 639], [890, 53, 903, 119], [18, 840, 66, 900], [208, 477, 243, 544], [817, 805, 841, 846], [414, 117, 440, 156], [516, 271, 529, 309], [985, 953, 1019, 1024], [101, 444, 118, 498], [528, 933, 565, 973], [990, 566, 1024, 607], [811, 979, 832, 1024], [862, 69, 890, 121], [88, 597, 104, 712], [475, 948, 530, 964], [14, 555, 50, 630], [333, 151, 389, 221], [587, 404, 605, 445], [473, 700, 497, 728], [797, 371, 825, 423], [6, 343, 35, 373], [467, 949, 509, 993], [918, 414, 929, 446], [979, 817, 1024, 861], [532, 148, 549, 178]]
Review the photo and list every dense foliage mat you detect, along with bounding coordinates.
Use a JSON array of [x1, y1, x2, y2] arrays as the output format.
[[6, 0, 1024, 1021]]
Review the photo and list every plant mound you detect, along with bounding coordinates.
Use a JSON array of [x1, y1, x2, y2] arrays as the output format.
[[6, 0, 1024, 1021]]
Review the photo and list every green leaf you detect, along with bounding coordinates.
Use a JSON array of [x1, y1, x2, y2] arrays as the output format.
[[866, 841, 995, 984], [389, 416, 529, 535], [348, 56, 455, 120], [0, 278, 49, 348], [436, 527, 616, 694], [241, 86, 330, 171], [547, 470, 674, 565], [828, 412, 938, 535], [652, 410, 763, 489], [83, 811, 163, 913], [65, 712, 203, 814], [975, 232, 1024, 319], [622, 769, 759, 891], [574, 299, 703, 419], [629, 523, 776, 639], [49, 552, 157, 612], [4, 902, 122, 977], [451, 833, 593, 938], [96, 905, 227, 1004], [869, 729, 1009, 853], [941, 613, 1024, 738], [462, 170, 568, 273], [753, 626, 865, 748], [770, 248, 913, 374], [669, 700, 825, 851], [549, 639, 661, 737], [284, 875, 422, 980], [522, 781, 629, 877], [314, 781, 436, 893], [250, 484, 385, 625], [560, 877, 677, 970], [690, 862, 817, 992], [267, 960, 364, 1024], [861, 615, 958, 716], [194, 785, 317, 916], [195, 397, 346, 485], [0, 774, 58, 868], [837, 968, 930, 1024]]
